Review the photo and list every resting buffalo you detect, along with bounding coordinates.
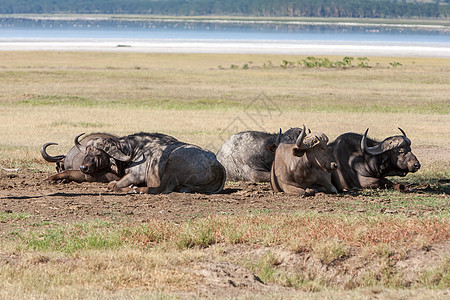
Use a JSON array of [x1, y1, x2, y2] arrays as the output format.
[[270, 125, 338, 196], [328, 128, 420, 192], [42, 133, 122, 183], [216, 128, 301, 182], [76, 132, 226, 194]]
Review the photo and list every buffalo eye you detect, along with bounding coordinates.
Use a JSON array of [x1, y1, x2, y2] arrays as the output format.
[[398, 149, 405, 154]]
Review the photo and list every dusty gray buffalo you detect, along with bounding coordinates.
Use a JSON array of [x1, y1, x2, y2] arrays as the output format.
[[42, 133, 122, 183], [328, 128, 421, 192], [216, 128, 301, 182], [270, 125, 338, 196], [76, 132, 226, 194]]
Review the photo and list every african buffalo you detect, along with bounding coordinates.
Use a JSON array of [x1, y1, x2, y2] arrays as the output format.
[[77, 132, 226, 194], [42, 133, 122, 183], [216, 127, 302, 182], [328, 128, 420, 192], [270, 125, 338, 196]]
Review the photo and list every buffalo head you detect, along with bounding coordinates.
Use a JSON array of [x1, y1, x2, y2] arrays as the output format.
[[361, 128, 420, 177], [75, 133, 132, 175], [293, 125, 337, 172]]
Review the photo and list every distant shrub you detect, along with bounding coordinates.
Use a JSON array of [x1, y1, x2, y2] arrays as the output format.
[[220, 56, 391, 70], [390, 61, 403, 67]]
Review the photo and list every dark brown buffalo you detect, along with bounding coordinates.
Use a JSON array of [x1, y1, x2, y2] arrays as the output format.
[[328, 128, 421, 192], [270, 125, 338, 196], [77, 132, 226, 194], [42, 133, 122, 183], [216, 128, 302, 182]]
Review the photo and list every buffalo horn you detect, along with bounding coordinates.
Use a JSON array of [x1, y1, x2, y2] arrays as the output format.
[[275, 128, 282, 146], [295, 124, 307, 149], [362, 128, 408, 156], [398, 127, 407, 137], [361, 128, 383, 155], [40, 143, 65, 162], [74, 133, 87, 154], [398, 127, 411, 145]]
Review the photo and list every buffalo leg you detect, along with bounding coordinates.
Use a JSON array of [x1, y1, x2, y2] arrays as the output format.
[[275, 177, 316, 196], [46, 170, 119, 183], [314, 174, 338, 194], [45, 170, 88, 183], [132, 175, 180, 194], [376, 178, 410, 192], [282, 184, 315, 196], [131, 186, 169, 194], [359, 176, 395, 190], [107, 173, 143, 193]]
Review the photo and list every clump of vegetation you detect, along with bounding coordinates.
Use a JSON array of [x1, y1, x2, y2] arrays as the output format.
[[390, 61, 403, 67], [312, 239, 351, 265], [221, 56, 381, 70]]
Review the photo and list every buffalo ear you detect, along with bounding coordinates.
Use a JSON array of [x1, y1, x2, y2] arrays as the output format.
[[292, 148, 305, 157], [266, 144, 277, 153]]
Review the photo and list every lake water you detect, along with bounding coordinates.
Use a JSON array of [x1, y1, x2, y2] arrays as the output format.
[[1, 17, 449, 57]]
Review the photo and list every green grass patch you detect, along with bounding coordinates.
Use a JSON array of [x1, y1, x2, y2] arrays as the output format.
[[0, 212, 30, 222], [5, 214, 447, 253], [294, 102, 449, 114], [18, 95, 96, 107], [50, 120, 108, 128], [24, 221, 122, 253], [9, 94, 448, 114], [338, 188, 450, 218]]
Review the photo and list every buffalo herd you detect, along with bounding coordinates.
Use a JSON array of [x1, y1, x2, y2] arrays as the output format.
[[42, 126, 420, 196]]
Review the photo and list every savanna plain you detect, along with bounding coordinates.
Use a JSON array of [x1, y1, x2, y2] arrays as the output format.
[[0, 51, 449, 299]]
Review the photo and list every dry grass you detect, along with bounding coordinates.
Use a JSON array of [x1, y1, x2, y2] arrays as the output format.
[[1, 53, 448, 110], [0, 52, 449, 174], [1, 214, 448, 298], [0, 51, 449, 298], [0, 249, 203, 299]]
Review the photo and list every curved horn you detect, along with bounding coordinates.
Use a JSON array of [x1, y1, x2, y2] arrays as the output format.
[[74, 133, 86, 154], [40, 143, 65, 162], [295, 124, 307, 149], [398, 127, 411, 145], [275, 128, 282, 146], [362, 129, 406, 155], [361, 128, 383, 155]]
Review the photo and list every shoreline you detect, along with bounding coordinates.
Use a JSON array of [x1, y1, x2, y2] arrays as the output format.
[[1, 39, 449, 58], [2, 14, 450, 29]]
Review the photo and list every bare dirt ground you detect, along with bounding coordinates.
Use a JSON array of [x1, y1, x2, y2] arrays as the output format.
[[0, 169, 448, 227], [1, 146, 448, 228]]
